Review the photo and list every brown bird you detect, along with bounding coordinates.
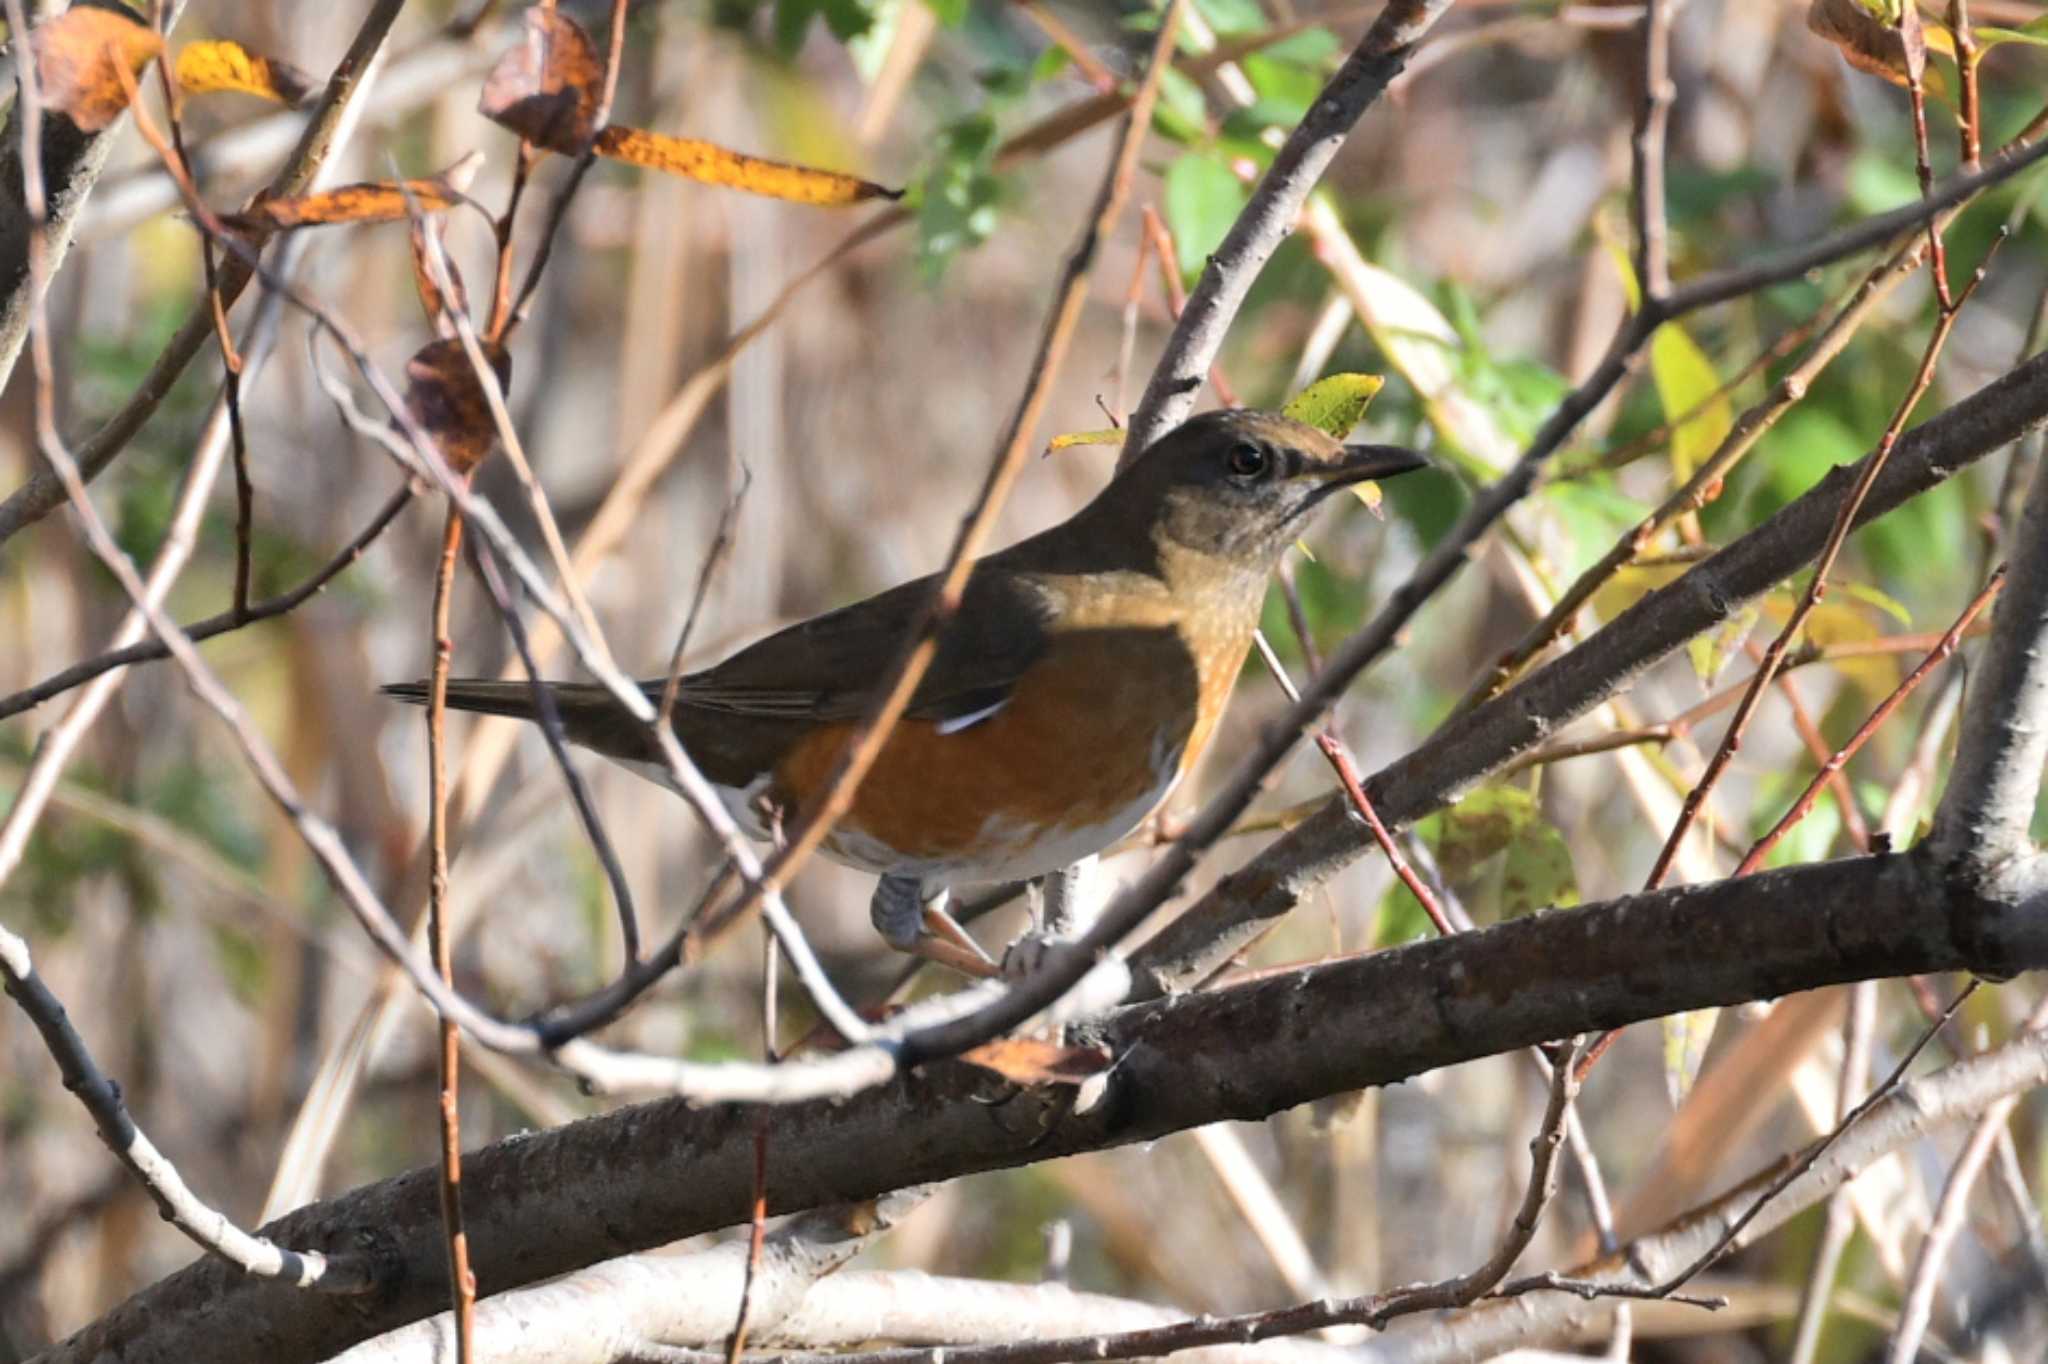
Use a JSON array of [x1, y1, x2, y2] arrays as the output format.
[[386, 409, 1427, 974]]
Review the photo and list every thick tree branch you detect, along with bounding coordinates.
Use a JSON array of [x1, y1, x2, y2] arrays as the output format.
[[1131, 341, 2048, 996], [38, 848, 2048, 1364], [1929, 425, 2048, 882]]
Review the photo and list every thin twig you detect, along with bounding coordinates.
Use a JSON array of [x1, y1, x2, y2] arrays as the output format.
[[426, 509, 478, 1363], [1737, 567, 2006, 875], [1631, 0, 1676, 300]]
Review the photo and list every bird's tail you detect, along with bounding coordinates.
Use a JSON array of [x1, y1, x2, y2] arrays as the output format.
[[380, 679, 652, 759]]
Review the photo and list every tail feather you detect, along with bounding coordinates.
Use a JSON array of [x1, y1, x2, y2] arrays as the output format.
[[380, 678, 656, 761]]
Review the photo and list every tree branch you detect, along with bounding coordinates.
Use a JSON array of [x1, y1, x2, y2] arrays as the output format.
[[38, 847, 2048, 1364], [1930, 410, 2048, 881]]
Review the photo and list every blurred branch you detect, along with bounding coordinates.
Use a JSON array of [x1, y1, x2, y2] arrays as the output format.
[[1397, 1012, 2048, 1363], [42, 846, 2048, 1363], [1630, 0, 1675, 300], [0, 0, 407, 552], [1886, 1092, 2020, 1364], [1123, 0, 1457, 458], [0, 482, 416, 722]]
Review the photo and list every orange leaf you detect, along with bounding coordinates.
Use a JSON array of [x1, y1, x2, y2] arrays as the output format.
[[31, 6, 164, 132], [960, 1037, 1113, 1087], [593, 126, 901, 206], [403, 337, 512, 476], [478, 7, 605, 154], [224, 152, 481, 232], [172, 39, 314, 109]]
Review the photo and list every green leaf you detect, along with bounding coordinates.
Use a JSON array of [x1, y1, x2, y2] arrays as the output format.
[[1282, 372, 1384, 437], [1649, 322, 1733, 480], [1194, 0, 1266, 34], [922, 0, 967, 23], [1152, 66, 1211, 145], [1688, 605, 1759, 686], [1396, 786, 1581, 925], [1163, 150, 1246, 278], [1975, 15, 2048, 46]]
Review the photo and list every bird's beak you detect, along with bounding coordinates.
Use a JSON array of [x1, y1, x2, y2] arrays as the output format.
[[1329, 444, 1430, 485], [1301, 444, 1429, 503]]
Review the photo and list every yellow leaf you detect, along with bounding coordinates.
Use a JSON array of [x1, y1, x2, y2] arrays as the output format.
[[593, 126, 901, 206], [173, 39, 313, 108], [1282, 372, 1385, 438], [1045, 428, 1125, 453], [1649, 323, 1733, 481], [1352, 480, 1384, 515], [1663, 1008, 1719, 1106], [224, 152, 481, 233], [1590, 562, 1688, 624]]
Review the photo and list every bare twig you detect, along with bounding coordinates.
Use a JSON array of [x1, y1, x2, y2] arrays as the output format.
[[426, 507, 478, 1364], [1738, 567, 2006, 875], [1631, 0, 1676, 300], [1124, 0, 1457, 457]]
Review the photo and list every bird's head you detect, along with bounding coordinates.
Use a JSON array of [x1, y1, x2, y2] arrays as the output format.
[[1114, 409, 1428, 571]]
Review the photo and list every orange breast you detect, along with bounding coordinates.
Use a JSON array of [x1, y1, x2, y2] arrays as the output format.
[[773, 623, 1247, 879]]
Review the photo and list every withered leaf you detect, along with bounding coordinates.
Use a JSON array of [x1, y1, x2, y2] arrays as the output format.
[[408, 217, 471, 338], [31, 5, 164, 132], [478, 7, 604, 154], [1807, 0, 1914, 85], [223, 152, 482, 233], [173, 39, 315, 109], [960, 1037, 1113, 1087], [403, 338, 512, 476], [593, 126, 902, 206]]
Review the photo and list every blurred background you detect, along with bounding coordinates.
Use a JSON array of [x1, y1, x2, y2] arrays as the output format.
[[3, 0, 2047, 1358]]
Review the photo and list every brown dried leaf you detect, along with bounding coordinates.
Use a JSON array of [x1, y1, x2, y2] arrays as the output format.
[[593, 126, 902, 206], [403, 338, 512, 476], [1807, 0, 1913, 84], [960, 1037, 1113, 1087], [408, 218, 470, 337], [173, 39, 315, 109], [224, 152, 481, 233], [31, 5, 164, 132], [477, 7, 604, 154]]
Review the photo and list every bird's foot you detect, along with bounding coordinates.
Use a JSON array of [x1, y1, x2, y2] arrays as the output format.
[[871, 877, 999, 979]]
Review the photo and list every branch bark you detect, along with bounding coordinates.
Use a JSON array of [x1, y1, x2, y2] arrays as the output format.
[[1929, 418, 2048, 882], [36, 847, 2048, 1364]]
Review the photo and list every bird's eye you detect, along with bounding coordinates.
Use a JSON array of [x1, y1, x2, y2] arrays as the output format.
[[1226, 442, 1269, 480]]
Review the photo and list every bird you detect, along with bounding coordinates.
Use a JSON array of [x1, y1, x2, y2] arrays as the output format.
[[385, 409, 1427, 975]]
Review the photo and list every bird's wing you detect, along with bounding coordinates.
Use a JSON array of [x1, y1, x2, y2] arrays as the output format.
[[673, 569, 1054, 731]]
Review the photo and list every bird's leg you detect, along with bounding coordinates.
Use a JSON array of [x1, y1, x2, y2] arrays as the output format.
[[870, 875, 998, 978]]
